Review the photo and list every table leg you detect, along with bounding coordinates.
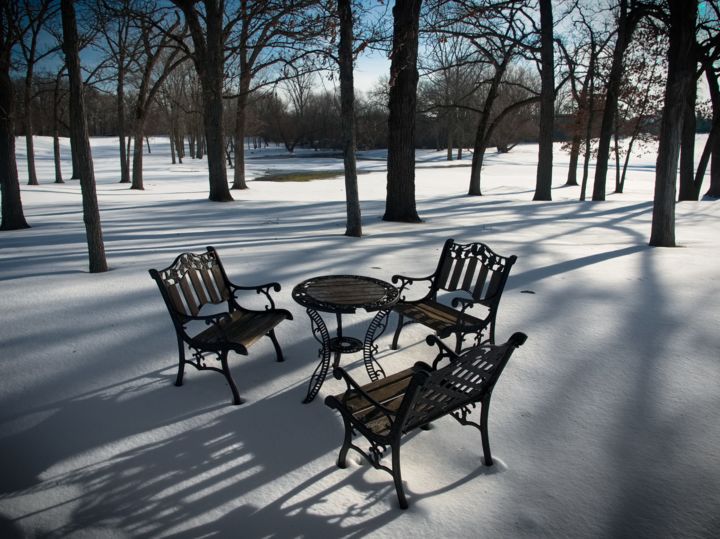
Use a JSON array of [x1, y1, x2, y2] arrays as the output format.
[[363, 308, 391, 382], [303, 308, 332, 403]]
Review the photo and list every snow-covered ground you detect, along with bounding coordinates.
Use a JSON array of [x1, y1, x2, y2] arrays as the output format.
[[1, 136, 718, 538]]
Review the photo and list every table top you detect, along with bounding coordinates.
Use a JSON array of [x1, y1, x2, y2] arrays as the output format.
[[292, 275, 399, 314]]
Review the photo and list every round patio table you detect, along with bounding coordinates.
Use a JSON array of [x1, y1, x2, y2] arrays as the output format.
[[292, 275, 399, 403]]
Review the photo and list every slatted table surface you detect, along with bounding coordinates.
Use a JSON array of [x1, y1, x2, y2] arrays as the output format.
[[292, 275, 399, 313]]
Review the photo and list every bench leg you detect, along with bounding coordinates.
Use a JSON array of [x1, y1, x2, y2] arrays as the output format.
[[268, 329, 284, 362], [391, 313, 404, 350], [220, 351, 244, 405], [480, 396, 493, 466], [175, 336, 186, 387], [391, 441, 408, 509], [337, 416, 352, 469]]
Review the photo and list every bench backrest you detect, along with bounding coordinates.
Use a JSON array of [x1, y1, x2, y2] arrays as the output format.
[[401, 332, 526, 432], [433, 239, 517, 306], [149, 247, 231, 321]]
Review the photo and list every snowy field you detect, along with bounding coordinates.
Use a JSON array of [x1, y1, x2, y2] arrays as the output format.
[[1, 136, 718, 538]]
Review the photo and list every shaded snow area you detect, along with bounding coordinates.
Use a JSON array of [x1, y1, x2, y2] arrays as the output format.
[[1, 137, 718, 538]]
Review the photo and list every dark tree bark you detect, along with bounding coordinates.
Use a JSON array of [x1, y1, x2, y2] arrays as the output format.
[[703, 59, 720, 197], [468, 57, 510, 196], [533, 0, 554, 201], [173, 0, 232, 202], [678, 70, 698, 200], [232, 72, 250, 189], [0, 4, 30, 230], [384, 0, 422, 222], [61, 0, 108, 272], [338, 0, 361, 237], [20, 0, 54, 187], [650, 0, 697, 247], [52, 69, 64, 183], [593, 0, 643, 201]]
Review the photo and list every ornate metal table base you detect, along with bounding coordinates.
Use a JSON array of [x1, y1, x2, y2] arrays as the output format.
[[293, 275, 399, 403], [302, 308, 393, 403]]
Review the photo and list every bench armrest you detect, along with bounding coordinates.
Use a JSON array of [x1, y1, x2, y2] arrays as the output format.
[[229, 281, 281, 310], [332, 367, 397, 418], [425, 334, 461, 369], [391, 273, 435, 301]]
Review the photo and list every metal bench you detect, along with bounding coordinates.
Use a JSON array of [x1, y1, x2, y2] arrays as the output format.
[[325, 331, 527, 509], [391, 238, 517, 352], [149, 246, 292, 405]]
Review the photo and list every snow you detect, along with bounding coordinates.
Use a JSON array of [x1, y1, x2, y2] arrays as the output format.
[[1, 136, 718, 538]]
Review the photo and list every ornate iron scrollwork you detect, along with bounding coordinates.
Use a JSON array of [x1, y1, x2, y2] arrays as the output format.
[[303, 308, 332, 403], [363, 309, 391, 381]]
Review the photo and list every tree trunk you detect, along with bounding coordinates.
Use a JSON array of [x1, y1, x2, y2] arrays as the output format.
[[61, 0, 108, 271], [469, 123, 488, 196], [175, 0, 232, 201], [468, 63, 507, 196], [593, 0, 639, 201], [650, 0, 696, 247], [53, 132, 63, 183], [232, 75, 250, 189], [534, 0, 554, 201], [678, 76, 697, 200], [338, 0, 362, 237], [566, 133, 581, 186], [703, 63, 720, 197], [446, 109, 454, 161], [131, 129, 144, 190], [709, 124, 720, 197], [53, 71, 64, 183], [169, 126, 176, 164], [0, 58, 30, 230], [384, 0, 422, 222], [24, 71, 38, 185], [117, 67, 130, 183]]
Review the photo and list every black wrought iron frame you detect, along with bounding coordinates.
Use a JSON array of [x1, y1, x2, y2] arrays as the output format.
[[292, 275, 398, 403], [391, 238, 517, 353], [149, 246, 292, 405]]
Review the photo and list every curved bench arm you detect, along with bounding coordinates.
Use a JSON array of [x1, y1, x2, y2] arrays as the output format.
[[391, 273, 435, 302], [229, 281, 281, 310]]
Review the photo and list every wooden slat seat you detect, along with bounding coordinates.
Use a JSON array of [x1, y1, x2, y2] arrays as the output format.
[[149, 246, 293, 405], [325, 332, 527, 509], [194, 310, 291, 350]]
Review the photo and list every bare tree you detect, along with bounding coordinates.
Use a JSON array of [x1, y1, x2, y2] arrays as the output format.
[[227, 0, 324, 190], [650, 0, 697, 247], [533, 0, 554, 200], [592, 0, 648, 201], [384, 0, 422, 222], [17, 0, 58, 186], [682, 0, 720, 199], [93, 0, 142, 184], [337, 0, 361, 236], [171, 0, 233, 202], [61, 0, 108, 272], [431, 2, 540, 196], [128, 13, 186, 190], [0, 1, 30, 230]]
